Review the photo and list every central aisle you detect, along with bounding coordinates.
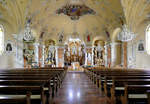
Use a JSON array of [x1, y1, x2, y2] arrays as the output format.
[[51, 72, 109, 104]]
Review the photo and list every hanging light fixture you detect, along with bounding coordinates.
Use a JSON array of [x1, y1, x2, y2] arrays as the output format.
[[23, 19, 34, 41], [118, 24, 136, 42]]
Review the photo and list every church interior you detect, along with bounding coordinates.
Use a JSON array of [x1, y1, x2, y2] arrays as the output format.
[[0, 0, 150, 104]]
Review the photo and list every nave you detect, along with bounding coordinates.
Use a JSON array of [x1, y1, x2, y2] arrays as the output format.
[[51, 72, 109, 104], [1, 0, 150, 104]]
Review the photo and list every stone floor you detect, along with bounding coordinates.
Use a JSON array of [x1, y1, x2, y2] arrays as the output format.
[[51, 72, 111, 104]]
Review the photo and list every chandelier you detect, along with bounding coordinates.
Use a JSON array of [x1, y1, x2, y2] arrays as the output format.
[[118, 25, 136, 42], [23, 20, 34, 41]]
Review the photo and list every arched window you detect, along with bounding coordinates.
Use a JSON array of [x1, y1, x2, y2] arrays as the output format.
[[146, 24, 150, 55], [0, 25, 4, 55]]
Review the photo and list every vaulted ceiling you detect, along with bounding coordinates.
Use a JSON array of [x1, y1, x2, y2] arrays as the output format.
[[0, 0, 150, 45], [121, 0, 150, 41]]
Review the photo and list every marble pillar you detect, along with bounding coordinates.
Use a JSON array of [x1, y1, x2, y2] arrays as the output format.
[[56, 47, 64, 67], [111, 42, 121, 67], [38, 44, 45, 67], [41, 45, 45, 67], [107, 44, 111, 67], [123, 42, 127, 68], [91, 46, 94, 66], [34, 43, 39, 66], [104, 44, 107, 67], [85, 47, 92, 66]]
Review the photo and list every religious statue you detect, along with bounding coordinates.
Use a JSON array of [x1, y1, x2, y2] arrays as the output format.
[[87, 35, 90, 42], [58, 32, 64, 43]]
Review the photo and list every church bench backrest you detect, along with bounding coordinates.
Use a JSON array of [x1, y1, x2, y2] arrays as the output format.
[[110, 79, 150, 99], [147, 90, 150, 104], [121, 85, 150, 104], [0, 67, 67, 104], [0, 85, 45, 104], [0, 79, 50, 86], [3, 67, 68, 71], [85, 68, 150, 104]]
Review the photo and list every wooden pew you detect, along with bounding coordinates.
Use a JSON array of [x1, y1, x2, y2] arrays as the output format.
[[110, 79, 150, 103], [0, 75, 51, 103], [0, 68, 67, 104], [121, 85, 150, 104], [85, 68, 150, 83], [104, 76, 150, 95], [0, 85, 45, 104], [147, 90, 150, 104], [0, 74, 59, 96], [93, 72, 150, 92], [84, 67, 150, 104], [0, 73, 62, 96]]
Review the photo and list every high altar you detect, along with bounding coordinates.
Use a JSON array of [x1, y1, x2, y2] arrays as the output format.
[[64, 38, 85, 71]]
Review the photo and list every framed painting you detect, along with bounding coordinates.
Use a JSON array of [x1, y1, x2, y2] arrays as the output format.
[[137, 40, 144, 52], [5, 40, 14, 53]]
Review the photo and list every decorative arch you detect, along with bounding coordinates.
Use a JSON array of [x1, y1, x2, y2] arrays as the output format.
[[111, 27, 122, 42], [0, 25, 4, 55], [92, 35, 107, 46], [146, 24, 150, 55], [45, 39, 56, 46]]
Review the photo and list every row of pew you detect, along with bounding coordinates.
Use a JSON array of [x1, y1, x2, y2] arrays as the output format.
[[85, 67, 150, 104], [0, 67, 67, 104]]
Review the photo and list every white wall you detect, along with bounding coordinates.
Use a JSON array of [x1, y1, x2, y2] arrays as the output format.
[[136, 52, 150, 69], [127, 36, 150, 69], [0, 33, 24, 69], [0, 54, 23, 69]]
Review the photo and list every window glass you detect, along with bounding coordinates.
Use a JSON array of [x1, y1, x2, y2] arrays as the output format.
[[0, 26, 4, 55]]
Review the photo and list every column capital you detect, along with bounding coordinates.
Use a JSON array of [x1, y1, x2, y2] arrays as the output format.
[[85, 46, 93, 49], [110, 42, 121, 46], [34, 43, 40, 46], [55, 46, 65, 49]]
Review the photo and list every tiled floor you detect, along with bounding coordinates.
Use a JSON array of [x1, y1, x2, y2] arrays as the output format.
[[51, 72, 110, 104]]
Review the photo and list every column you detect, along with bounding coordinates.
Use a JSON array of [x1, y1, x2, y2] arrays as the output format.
[[111, 42, 122, 67], [41, 45, 45, 67], [38, 45, 42, 67], [104, 44, 107, 67], [34, 43, 39, 66], [38, 44, 45, 67], [85, 47, 92, 66], [123, 42, 127, 68], [107, 44, 111, 68], [91, 46, 94, 66], [55, 47, 58, 67], [56, 46, 64, 67], [14, 33, 24, 68], [104, 42, 112, 67]]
